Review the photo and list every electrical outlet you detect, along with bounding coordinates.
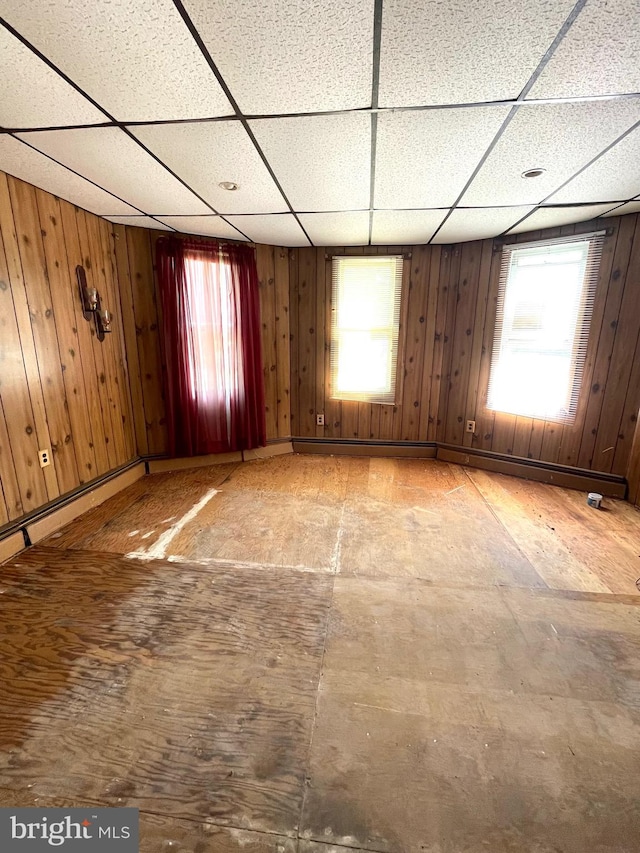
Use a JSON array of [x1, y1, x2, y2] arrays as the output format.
[[465, 420, 476, 434], [316, 413, 325, 426], [39, 448, 51, 468]]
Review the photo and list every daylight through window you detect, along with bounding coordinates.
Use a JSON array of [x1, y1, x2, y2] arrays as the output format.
[[487, 233, 604, 423], [330, 255, 404, 404]]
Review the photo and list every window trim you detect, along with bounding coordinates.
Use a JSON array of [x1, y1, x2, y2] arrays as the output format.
[[328, 253, 410, 406], [486, 231, 605, 424]]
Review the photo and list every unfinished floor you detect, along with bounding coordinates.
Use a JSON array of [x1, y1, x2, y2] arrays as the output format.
[[1, 454, 639, 853]]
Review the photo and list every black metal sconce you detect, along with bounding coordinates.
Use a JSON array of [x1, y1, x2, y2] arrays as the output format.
[[76, 265, 112, 342]]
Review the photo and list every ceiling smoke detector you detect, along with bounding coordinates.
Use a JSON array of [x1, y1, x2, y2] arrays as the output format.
[[218, 181, 239, 191], [521, 168, 546, 179]]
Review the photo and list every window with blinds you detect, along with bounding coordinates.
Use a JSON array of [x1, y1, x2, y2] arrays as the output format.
[[330, 255, 404, 404], [487, 232, 604, 423]]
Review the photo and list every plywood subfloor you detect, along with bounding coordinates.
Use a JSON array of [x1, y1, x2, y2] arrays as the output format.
[[2, 455, 640, 852]]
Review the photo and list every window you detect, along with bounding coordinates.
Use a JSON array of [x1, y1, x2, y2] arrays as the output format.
[[330, 255, 403, 404], [487, 232, 604, 423]]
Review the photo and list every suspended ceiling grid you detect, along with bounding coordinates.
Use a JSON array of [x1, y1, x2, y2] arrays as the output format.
[[0, 0, 639, 246]]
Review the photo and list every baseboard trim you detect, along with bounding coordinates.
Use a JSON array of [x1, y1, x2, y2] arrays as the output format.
[[436, 445, 626, 498], [0, 460, 146, 562], [291, 437, 626, 496], [146, 441, 294, 474], [293, 439, 437, 459], [0, 531, 27, 565]]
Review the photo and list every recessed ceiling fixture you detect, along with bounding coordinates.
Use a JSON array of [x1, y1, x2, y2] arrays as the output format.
[[521, 168, 546, 179], [219, 181, 239, 191]]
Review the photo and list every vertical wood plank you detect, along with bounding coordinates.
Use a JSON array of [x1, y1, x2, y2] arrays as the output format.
[[8, 177, 79, 494], [314, 247, 326, 438], [400, 247, 430, 441], [418, 245, 441, 442], [256, 244, 278, 441], [98, 217, 136, 462], [288, 248, 300, 437], [444, 240, 483, 446], [436, 244, 461, 443], [35, 190, 97, 483], [0, 173, 58, 503], [296, 247, 317, 437], [577, 215, 636, 469], [274, 246, 291, 439], [58, 200, 112, 476], [323, 250, 341, 438], [112, 223, 149, 456], [125, 226, 167, 455]]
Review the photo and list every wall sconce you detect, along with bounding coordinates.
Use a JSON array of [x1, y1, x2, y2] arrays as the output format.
[[76, 265, 112, 342]]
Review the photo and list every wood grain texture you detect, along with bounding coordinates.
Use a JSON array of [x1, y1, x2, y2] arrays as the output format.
[[0, 170, 137, 529], [113, 230, 292, 456], [0, 544, 332, 835], [2, 454, 640, 851], [289, 215, 640, 478]]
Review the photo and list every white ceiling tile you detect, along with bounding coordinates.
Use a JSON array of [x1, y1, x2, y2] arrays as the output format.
[[182, 0, 373, 114], [2, 0, 232, 121], [0, 27, 105, 128], [156, 216, 248, 241], [547, 124, 640, 203], [507, 204, 616, 234], [603, 200, 640, 217], [17, 127, 211, 215], [298, 212, 370, 246], [371, 210, 446, 245], [375, 108, 511, 209], [462, 100, 640, 207], [104, 216, 174, 230], [378, 0, 575, 107], [528, 0, 640, 99], [250, 114, 371, 212], [0, 135, 137, 215], [433, 207, 534, 243], [225, 215, 311, 247], [131, 121, 287, 214]]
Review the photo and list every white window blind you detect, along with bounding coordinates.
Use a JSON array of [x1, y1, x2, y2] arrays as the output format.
[[487, 232, 604, 423], [330, 255, 404, 404]]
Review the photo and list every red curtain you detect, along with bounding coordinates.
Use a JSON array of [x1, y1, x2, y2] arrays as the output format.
[[156, 237, 266, 457]]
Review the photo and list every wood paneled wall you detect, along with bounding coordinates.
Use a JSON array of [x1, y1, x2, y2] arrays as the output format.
[[0, 171, 136, 528], [290, 214, 640, 476], [113, 230, 292, 456]]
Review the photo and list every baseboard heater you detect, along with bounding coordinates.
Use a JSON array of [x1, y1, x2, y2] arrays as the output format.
[[293, 438, 626, 498]]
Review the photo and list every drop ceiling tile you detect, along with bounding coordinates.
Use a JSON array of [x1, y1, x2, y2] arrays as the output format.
[[547, 124, 640, 204], [182, 0, 373, 114], [298, 212, 370, 246], [225, 215, 311, 247], [371, 210, 446, 245], [104, 216, 174, 230], [433, 207, 534, 243], [462, 100, 640, 207], [528, 0, 640, 99], [2, 0, 232, 121], [131, 121, 287, 214], [603, 200, 640, 217], [17, 127, 211, 215], [0, 27, 105, 128], [0, 135, 137, 215], [250, 114, 371, 212], [375, 107, 510, 209], [507, 204, 616, 234], [156, 216, 248, 241], [378, 0, 575, 107]]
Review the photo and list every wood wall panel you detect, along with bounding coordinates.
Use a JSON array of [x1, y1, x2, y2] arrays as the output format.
[[0, 171, 136, 529], [290, 213, 640, 477], [113, 229, 292, 457]]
